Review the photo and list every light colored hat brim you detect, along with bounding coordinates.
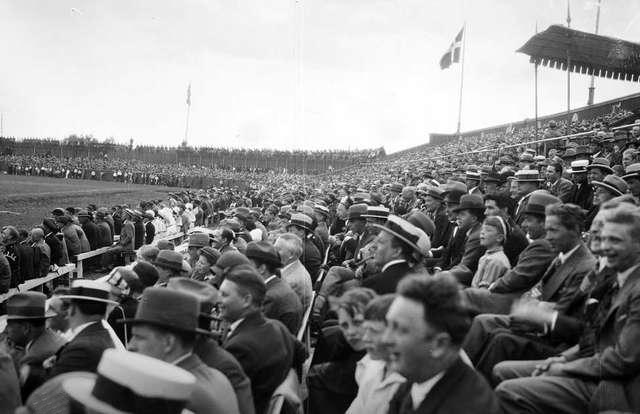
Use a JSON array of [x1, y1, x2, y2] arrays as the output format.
[[62, 377, 128, 414], [57, 295, 119, 306], [372, 223, 425, 257], [592, 181, 625, 196]]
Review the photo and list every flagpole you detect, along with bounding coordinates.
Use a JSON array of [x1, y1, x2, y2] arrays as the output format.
[[587, 0, 602, 105], [456, 22, 467, 139], [184, 84, 191, 146], [566, 0, 572, 134], [534, 22, 540, 152]]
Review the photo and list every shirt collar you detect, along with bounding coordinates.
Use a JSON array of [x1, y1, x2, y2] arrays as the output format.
[[281, 261, 296, 273], [381, 259, 407, 273], [264, 275, 278, 285], [617, 264, 640, 288], [171, 352, 193, 366], [227, 317, 245, 337], [68, 321, 98, 341], [410, 371, 445, 410], [558, 244, 580, 265]]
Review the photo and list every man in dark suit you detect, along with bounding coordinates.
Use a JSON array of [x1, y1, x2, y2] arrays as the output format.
[[462, 191, 558, 315], [362, 215, 430, 294], [0, 347, 20, 414], [220, 266, 306, 414], [430, 182, 466, 266], [287, 213, 322, 283], [78, 210, 99, 251], [421, 186, 451, 250], [463, 203, 596, 380], [513, 169, 544, 225], [4, 292, 66, 400], [126, 287, 239, 414], [49, 280, 120, 377], [496, 205, 640, 414], [245, 241, 303, 334], [546, 162, 575, 203], [569, 160, 594, 211], [385, 273, 502, 414], [447, 194, 486, 285]]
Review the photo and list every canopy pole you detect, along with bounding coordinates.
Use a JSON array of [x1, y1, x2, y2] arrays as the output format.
[[566, 0, 572, 133], [587, 0, 602, 105], [456, 22, 467, 140]]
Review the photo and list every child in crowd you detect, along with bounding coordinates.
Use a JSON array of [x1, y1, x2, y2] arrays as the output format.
[[471, 215, 511, 289], [346, 294, 405, 414]]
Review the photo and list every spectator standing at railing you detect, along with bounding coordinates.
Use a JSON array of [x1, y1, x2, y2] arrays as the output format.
[[1, 226, 23, 288], [0, 254, 11, 294], [95, 210, 113, 247], [143, 211, 156, 245], [30, 228, 50, 278], [42, 219, 69, 266], [78, 210, 99, 251]]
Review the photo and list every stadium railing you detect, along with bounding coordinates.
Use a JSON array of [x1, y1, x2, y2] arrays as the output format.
[[0, 263, 76, 304], [73, 225, 184, 278]]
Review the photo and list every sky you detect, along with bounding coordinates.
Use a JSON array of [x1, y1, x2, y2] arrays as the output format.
[[1, 0, 640, 153]]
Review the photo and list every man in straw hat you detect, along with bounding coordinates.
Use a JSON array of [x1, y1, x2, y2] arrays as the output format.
[[48, 280, 122, 378], [513, 169, 546, 225], [5, 292, 65, 400], [362, 215, 430, 295], [63, 348, 196, 414], [125, 287, 239, 414], [287, 212, 322, 283]]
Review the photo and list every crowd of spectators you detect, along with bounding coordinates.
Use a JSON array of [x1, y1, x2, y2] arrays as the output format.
[[1, 106, 640, 414]]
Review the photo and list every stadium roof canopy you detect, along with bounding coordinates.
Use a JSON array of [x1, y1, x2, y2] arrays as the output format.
[[517, 25, 640, 82]]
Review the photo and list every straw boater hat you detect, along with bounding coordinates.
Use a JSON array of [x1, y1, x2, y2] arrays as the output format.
[[514, 169, 545, 183], [362, 205, 390, 220], [372, 215, 431, 258], [592, 175, 628, 197], [6, 292, 56, 320], [567, 159, 589, 174], [62, 349, 196, 414], [58, 280, 119, 306]]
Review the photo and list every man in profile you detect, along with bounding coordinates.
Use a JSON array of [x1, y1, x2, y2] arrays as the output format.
[[385, 272, 501, 413]]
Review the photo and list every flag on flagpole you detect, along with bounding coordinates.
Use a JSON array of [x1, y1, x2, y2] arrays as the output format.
[[186, 83, 191, 106], [440, 26, 464, 70]]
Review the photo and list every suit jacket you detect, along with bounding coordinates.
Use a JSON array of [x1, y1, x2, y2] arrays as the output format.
[[224, 311, 305, 414], [490, 238, 555, 295], [49, 321, 115, 378], [387, 357, 502, 414], [549, 177, 575, 203], [572, 182, 594, 211], [280, 260, 313, 312], [82, 220, 100, 250], [96, 221, 113, 247], [539, 243, 596, 313], [449, 222, 485, 286], [503, 221, 529, 268], [20, 329, 66, 399], [133, 220, 145, 249], [264, 276, 304, 334], [195, 337, 255, 414], [362, 261, 412, 295], [118, 221, 135, 250], [440, 225, 466, 270], [562, 265, 640, 380], [302, 237, 322, 283], [429, 207, 451, 250], [45, 232, 67, 266], [0, 348, 20, 414], [17, 243, 35, 281], [176, 353, 240, 414]]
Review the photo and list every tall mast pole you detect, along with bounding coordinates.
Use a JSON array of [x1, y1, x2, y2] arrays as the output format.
[[456, 23, 467, 140], [587, 0, 602, 105]]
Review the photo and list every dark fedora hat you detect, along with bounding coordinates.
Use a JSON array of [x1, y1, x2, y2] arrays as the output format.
[[167, 277, 219, 325], [592, 175, 628, 197], [522, 190, 561, 216], [245, 241, 282, 268], [288, 212, 315, 232], [6, 292, 56, 320], [452, 194, 486, 213], [120, 287, 206, 335]]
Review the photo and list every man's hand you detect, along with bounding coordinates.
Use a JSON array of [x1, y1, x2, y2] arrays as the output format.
[[510, 299, 555, 331], [532, 356, 567, 376]]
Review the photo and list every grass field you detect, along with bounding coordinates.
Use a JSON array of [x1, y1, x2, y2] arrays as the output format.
[[0, 174, 180, 229]]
